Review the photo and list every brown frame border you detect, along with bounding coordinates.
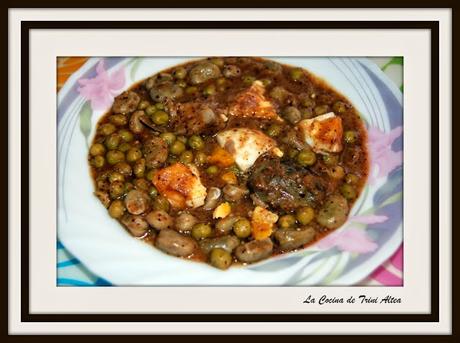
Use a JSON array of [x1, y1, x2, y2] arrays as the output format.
[[22, 20, 439, 322]]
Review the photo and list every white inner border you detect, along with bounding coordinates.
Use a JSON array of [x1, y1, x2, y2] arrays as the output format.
[[8, 8, 452, 335]]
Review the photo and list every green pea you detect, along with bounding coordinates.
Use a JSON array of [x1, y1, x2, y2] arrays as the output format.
[[290, 68, 304, 81], [104, 134, 121, 150], [340, 184, 357, 200], [233, 218, 252, 239], [283, 106, 301, 124], [191, 223, 212, 240], [173, 67, 187, 79], [170, 140, 186, 155], [329, 166, 345, 179], [297, 149, 316, 166], [155, 103, 165, 110], [203, 84, 216, 96], [210, 57, 224, 67], [106, 150, 125, 165], [145, 105, 157, 116], [266, 124, 282, 137], [153, 195, 170, 212], [179, 150, 194, 164], [322, 154, 338, 166], [148, 186, 158, 198], [185, 86, 198, 96], [119, 129, 134, 142], [134, 178, 150, 192], [177, 80, 187, 88], [90, 143, 106, 156], [160, 132, 176, 146], [344, 130, 358, 144], [113, 162, 132, 176], [301, 96, 315, 108], [109, 181, 125, 199], [288, 148, 299, 159], [314, 105, 329, 116], [137, 100, 150, 110], [118, 142, 131, 152], [194, 151, 208, 166], [145, 169, 156, 182], [242, 75, 256, 85], [188, 135, 204, 150], [105, 134, 121, 150], [109, 114, 127, 126], [209, 248, 232, 270], [152, 111, 169, 125], [296, 207, 315, 225], [270, 86, 288, 102], [333, 101, 347, 113], [345, 174, 359, 185], [108, 171, 125, 183], [126, 147, 143, 162], [278, 214, 296, 229], [206, 165, 219, 175], [301, 108, 314, 119], [216, 77, 227, 86], [91, 155, 105, 168], [108, 200, 125, 219], [133, 158, 146, 178], [99, 123, 116, 136]]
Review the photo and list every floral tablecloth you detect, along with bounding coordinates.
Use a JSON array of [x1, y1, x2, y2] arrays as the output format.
[[57, 56, 403, 286]]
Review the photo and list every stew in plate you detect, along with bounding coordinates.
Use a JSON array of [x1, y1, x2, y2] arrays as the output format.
[[88, 57, 369, 270]]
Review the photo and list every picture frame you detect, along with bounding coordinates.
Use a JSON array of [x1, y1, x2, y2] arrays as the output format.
[[6, 2, 455, 338]]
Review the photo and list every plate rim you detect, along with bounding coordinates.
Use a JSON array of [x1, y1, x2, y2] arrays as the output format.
[[57, 56, 403, 286]]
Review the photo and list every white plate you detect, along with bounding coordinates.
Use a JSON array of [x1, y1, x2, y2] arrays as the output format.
[[58, 57, 403, 285]]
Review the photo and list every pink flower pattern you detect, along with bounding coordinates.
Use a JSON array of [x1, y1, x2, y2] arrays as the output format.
[[350, 214, 389, 225], [316, 214, 388, 254], [368, 126, 403, 183], [77, 61, 125, 111]]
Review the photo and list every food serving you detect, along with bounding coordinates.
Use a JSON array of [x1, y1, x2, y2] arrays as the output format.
[[88, 57, 369, 270]]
